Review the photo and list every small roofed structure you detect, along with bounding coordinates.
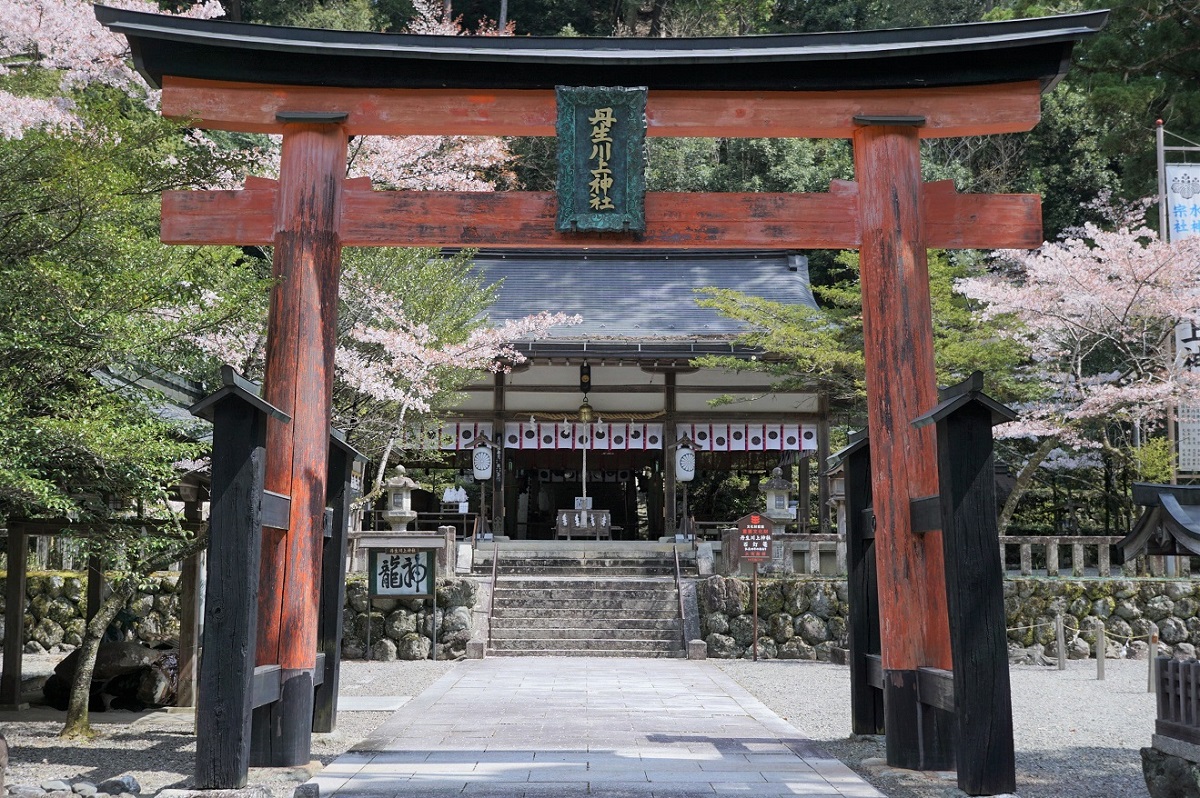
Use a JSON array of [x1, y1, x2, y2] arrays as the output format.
[[1120, 483, 1200, 558]]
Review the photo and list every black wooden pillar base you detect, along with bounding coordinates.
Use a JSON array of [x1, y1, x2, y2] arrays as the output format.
[[883, 670, 954, 771], [251, 669, 316, 767]]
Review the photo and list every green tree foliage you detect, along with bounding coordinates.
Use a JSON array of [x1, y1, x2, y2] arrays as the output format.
[[993, 0, 1199, 204], [0, 90, 267, 520], [691, 250, 1033, 417]]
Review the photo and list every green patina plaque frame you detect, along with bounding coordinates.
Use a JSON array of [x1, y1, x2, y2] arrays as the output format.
[[555, 85, 647, 233]]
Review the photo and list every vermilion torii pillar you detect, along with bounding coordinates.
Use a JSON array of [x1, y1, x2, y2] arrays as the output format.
[[253, 119, 348, 764], [855, 121, 954, 767], [98, 3, 1105, 778]]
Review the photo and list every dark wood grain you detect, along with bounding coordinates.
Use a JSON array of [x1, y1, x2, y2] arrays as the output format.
[[936, 400, 1016, 794], [0, 530, 27, 708], [846, 441, 884, 735], [195, 394, 266, 789]]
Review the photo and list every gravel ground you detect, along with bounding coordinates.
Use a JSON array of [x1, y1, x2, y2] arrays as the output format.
[[717, 657, 1156, 798], [0, 656, 457, 798], [0, 654, 1157, 798]]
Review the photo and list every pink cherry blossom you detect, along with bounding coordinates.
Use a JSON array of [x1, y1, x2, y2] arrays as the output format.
[[959, 210, 1200, 440], [0, 0, 223, 137]]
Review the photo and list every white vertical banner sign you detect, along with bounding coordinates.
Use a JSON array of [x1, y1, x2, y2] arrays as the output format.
[[1166, 163, 1200, 242], [1178, 321, 1200, 473]]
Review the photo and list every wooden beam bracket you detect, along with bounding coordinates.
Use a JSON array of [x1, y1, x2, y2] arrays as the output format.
[[916, 666, 955, 712], [909, 495, 941, 534], [854, 115, 926, 126], [275, 111, 349, 124], [261, 490, 291, 531]]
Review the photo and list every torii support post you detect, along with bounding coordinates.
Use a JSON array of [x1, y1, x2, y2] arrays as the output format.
[[914, 373, 1017, 795], [190, 367, 291, 790], [0, 527, 28, 710], [853, 119, 954, 770], [254, 117, 348, 767], [313, 430, 365, 733], [839, 435, 883, 735]]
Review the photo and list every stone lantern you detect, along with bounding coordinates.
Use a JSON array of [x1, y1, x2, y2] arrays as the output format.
[[761, 466, 796, 526], [383, 465, 419, 531]]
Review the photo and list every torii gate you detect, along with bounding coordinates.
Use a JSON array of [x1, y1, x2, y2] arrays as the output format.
[[100, 3, 1104, 787]]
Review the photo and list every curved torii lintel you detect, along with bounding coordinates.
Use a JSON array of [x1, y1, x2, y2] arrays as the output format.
[[95, 6, 1108, 138]]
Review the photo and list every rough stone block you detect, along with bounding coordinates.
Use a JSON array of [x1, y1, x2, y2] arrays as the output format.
[[1143, 745, 1200, 798], [465, 640, 486, 659], [687, 639, 707, 660]]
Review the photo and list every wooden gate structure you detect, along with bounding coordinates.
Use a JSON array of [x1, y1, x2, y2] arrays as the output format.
[[98, 4, 1105, 789]]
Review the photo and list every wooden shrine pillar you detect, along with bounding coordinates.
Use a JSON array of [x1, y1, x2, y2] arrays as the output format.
[[852, 121, 954, 770], [0, 526, 28, 710], [255, 117, 348, 767]]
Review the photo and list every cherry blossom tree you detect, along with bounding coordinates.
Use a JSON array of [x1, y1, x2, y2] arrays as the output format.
[[958, 200, 1200, 531], [0, 0, 224, 137], [190, 247, 580, 495]]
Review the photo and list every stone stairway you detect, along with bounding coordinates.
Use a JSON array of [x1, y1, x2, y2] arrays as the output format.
[[477, 543, 693, 658]]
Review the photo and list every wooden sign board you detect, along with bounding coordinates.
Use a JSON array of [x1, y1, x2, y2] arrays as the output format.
[[737, 513, 774, 562], [369, 549, 435, 598], [555, 85, 647, 233]]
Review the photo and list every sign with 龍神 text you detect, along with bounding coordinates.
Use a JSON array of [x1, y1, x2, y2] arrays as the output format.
[[369, 549, 435, 598], [555, 85, 647, 233], [737, 512, 774, 562]]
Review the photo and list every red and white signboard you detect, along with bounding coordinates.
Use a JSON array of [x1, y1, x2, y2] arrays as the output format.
[[737, 512, 774, 562]]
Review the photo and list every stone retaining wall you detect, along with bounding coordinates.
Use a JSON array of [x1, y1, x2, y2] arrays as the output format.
[[1, 571, 479, 662], [697, 574, 1200, 660], [340, 577, 478, 661]]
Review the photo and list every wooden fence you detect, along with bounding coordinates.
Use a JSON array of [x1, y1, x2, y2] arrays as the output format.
[[1156, 657, 1200, 746]]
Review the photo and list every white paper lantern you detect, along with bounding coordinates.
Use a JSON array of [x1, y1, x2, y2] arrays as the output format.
[[675, 445, 696, 483], [472, 443, 493, 481]]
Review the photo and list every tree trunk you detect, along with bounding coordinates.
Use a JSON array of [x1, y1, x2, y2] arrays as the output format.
[[61, 580, 135, 738], [60, 533, 209, 739], [997, 437, 1058, 535], [648, 0, 669, 36]]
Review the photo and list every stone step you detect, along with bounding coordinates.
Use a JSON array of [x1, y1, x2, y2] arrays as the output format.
[[488, 648, 685, 658], [482, 556, 678, 565], [492, 605, 680, 620], [491, 597, 679, 609], [489, 625, 680, 641], [495, 566, 679, 577], [493, 576, 677, 589], [490, 615, 681, 630], [488, 637, 682, 653], [494, 583, 681, 595], [492, 600, 679, 615], [492, 585, 678, 599]]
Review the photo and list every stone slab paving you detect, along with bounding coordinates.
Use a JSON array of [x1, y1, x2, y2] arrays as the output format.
[[308, 658, 885, 798]]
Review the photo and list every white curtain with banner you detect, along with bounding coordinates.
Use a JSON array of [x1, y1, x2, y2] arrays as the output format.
[[678, 423, 817, 452], [503, 422, 664, 449], [401, 421, 495, 450]]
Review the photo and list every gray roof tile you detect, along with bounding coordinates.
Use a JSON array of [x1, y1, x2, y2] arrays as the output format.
[[470, 250, 817, 340]]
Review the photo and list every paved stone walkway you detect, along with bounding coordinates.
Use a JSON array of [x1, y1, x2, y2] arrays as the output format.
[[309, 658, 885, 798]]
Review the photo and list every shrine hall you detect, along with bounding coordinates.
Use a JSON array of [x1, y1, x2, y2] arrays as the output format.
[[414, 249, 830, 542]]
